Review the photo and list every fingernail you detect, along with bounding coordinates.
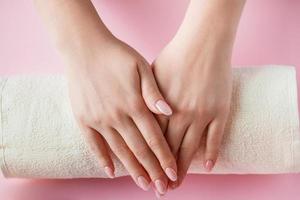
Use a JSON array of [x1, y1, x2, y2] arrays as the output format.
[[204, 159, 214, 172], [154, 179, 167, 195], [104, 166, 115, 178], [137, 176, 150, 191], [155, 100, 172, 116], [165, 167, 177, 181]]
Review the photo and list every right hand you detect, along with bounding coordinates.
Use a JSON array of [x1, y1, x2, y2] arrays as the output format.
[[63, 35, 177, 195]]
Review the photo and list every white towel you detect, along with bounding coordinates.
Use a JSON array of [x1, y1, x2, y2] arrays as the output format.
[[0, 65, 299, 178]]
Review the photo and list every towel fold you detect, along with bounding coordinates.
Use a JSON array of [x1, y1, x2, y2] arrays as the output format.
[[0, 65, 299, 178]]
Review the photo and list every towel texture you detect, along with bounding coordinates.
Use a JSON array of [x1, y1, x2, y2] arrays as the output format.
[[0, 65, 299, 178]]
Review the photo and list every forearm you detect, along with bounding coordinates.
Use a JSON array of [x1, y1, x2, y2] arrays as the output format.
[[34, 0, 114, 53], [173, 0, 246, 61]]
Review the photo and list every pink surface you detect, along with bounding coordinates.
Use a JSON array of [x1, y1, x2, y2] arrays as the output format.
[[1, 0, 300, 199]]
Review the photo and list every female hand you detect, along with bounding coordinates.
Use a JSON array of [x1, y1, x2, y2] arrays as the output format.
[[151, 0, 244, 191], [65, 35, 177, 194], [152, 37, 233, 188], [34, 0, 177, 195]]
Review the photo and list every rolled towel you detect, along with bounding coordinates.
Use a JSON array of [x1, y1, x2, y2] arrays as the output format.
[[0, 65, 299, 178]]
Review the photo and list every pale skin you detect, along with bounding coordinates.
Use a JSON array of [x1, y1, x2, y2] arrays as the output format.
[[34, 0, 245, 197], [153, 0, 246, 190]]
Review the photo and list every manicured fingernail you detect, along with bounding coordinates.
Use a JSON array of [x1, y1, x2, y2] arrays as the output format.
[[137, 176, 150, 191], [155, 100, 172, 116], [204, 159, 214, 172], [104, 166, 115, 178], [154, 179, 167, 195], [165, 167, 177, 181]]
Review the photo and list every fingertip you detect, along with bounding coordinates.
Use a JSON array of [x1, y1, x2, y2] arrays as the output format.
[[104, 166, 115, 178], [155, 100, 173, 116], [165, 167, 177, 181], [137, 175, 151, 191], [204, 144, 218, 172], [205, 119, 225, 173], [154, 179, 167, 195], [204, 137, 221, 172]]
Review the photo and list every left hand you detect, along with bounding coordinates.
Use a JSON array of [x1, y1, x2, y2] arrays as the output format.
[[152, 37, 233, 188]]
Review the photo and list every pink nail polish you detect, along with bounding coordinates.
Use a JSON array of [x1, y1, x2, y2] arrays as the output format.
[[204, 160, 214, 172], [104, 166, 115, 178], [154, 179, 167, 195], [137, 176, 150, 191], [155, 100, 172, 116], [165, 167, 177, 181]]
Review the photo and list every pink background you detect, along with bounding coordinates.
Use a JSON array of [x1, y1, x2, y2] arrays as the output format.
[[1, 0, 300, 199]]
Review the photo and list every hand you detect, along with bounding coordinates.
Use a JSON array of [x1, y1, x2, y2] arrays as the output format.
[[64, 35, 177, 194], [34, 0, 177, 195], [152, 37, 233, 188]]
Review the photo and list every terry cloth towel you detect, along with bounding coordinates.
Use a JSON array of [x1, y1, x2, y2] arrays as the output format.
[[0, 65, 299, 178]]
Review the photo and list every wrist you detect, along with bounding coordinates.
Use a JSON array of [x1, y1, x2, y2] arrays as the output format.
[[169, 0, 245, 65], [56, 30, 118, 70], [172, 13, 238, 60], [168, 31, 233, 71], [55, 28, 115, 54]]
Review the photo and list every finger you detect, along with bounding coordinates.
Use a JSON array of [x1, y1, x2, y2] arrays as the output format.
[[82, 127, 115, 178], [99, 127, 151, 191], [131, 108, 177, 182], [115, 116, 168, 195], [164, 116, 189, 157], [204, 118, 227, 172], [137, 60, 172, 116], [171, 122, 207, 189], [155, 114, 168, 134], [78, 123, 115, 178]]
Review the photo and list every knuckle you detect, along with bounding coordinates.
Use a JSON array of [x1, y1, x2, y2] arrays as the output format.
[[90, 114, 103, 126], [193, 108, 213, 123], [92, 118, 102, 126], [148, 138, 164, 151], [177, 103, 201, 121], [197, 106, 212, 116], [100, 107, 125, 126], [180, 144, 197, 155], [73, 110, 89, 126], [76, 114, 87, 126], [134, 146, 150, 158], [108, 108, 125, 124], [212, 99, 230, 111], [162, 156, 176, 167], [130, 98, 147, 115], [175, 108, 194, 121], [113, 143, 128, 156]]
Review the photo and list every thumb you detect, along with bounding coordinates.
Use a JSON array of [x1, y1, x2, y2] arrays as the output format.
[[137, 60, 173, 116]]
